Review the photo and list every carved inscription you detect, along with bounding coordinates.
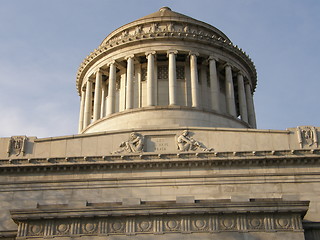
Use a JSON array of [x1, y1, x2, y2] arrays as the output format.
[[145, 135, 175, 152], [154, 138, 170, 152]]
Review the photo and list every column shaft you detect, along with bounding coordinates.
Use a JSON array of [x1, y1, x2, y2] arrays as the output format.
[[83, 79, 93, 128], [146, 51, 156, 106], [93, 70, 102, 122], [78, 87, 85, 133], [208, 57, 220, 112], [225, 64, 237, 117], [200, 63, 207, 107], [185, 60, 192, 107], [237, 73, 248, 123], [168, 50, 178, 105], [126, 56, 134, 109], [100, 80, 106, 118], [137, 64, 142, 108], [190, 53, 200, 108], [107, 62, 116, 115], [245, 82, 257, 128]]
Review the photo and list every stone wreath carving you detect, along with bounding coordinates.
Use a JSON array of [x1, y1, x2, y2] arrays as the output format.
[[176, 130, 213, 152], [7, 136, 28, 156], [297, 126, 318, 148], [112, 132, 144, 154]]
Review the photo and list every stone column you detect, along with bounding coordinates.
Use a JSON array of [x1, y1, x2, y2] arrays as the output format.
[[125, 55, 134, 109], [146, 51, 156, 106], [78, 86, 86, 133], [237, 72, 248, 123], [93, 69, 102, 122], [137, 64, 142, 108], [245, 81, 257, 128], [107, 61, 116, 116], [225, 64, 237, 117], [167, 50, 178, 105], [200, 63, 207, 107], [208, 56, 220, 112], [83, 79, 93, 128], [185, 60, 192, 107], [189, 52, 200, 108], [100, 79, 106, 118]]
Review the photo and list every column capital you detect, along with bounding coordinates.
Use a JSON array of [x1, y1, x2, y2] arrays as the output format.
[[145, 51, 156, 57], [189, 51, 199, 57], [95, 68, 103, 75], [167, 49, 178, 57], [107, 60, 116, 67], [224, 62, 233, 69], [237, 70, 245, 77], [244, 79, 252, 87], [125, 54, 135, 60], [208, 55, 219, 62]]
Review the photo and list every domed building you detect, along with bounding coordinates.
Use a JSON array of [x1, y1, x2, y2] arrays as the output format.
[[77, 6, 257, 133], [0, 7, 319, 240]]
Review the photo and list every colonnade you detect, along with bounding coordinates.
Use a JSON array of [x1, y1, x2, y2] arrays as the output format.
[[78, 51, 257, 132]]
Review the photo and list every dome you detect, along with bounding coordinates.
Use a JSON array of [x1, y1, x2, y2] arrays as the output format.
[[76, 7, 257, 134], [99, 6, 231, 47]]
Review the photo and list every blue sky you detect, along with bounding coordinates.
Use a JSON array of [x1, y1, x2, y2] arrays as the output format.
[[0, 0, 319, 138]]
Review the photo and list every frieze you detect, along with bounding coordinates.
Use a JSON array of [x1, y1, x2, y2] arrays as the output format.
[[14, 212, 304, 238], [0, 149, 320, 174]]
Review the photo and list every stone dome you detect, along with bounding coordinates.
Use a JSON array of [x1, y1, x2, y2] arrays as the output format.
[[98, 6, 231, 48], [76, 7, 257, 134]]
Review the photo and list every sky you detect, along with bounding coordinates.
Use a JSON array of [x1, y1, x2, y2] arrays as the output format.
[[0, 0, 319, 138]]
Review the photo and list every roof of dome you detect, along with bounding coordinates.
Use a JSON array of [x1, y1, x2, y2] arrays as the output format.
[[138, 7, 193, 20], [100, 7, 230, 45]]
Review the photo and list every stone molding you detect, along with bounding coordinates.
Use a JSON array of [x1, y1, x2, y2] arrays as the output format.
[[80, 105, 252, 133], [0, 149, 319, 174], [76, 20, 257, 94], [11, 200, 308, 238]]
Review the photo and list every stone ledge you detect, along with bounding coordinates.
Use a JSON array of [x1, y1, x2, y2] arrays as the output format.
[[34, 126, 290, 143], [0, 149, 319, 173], [11, 200, 308, 238]]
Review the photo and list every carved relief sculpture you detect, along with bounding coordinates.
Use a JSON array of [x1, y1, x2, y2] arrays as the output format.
[[150, 23, 159, 33], [176, 130, 213, 152], [183, 24, 190, 33], [135, 25, 142, 34], [297, 126, 318, 148], [7, 136, 27, 156], [113, 132, 144, 154], [167, 22, 175, 32]]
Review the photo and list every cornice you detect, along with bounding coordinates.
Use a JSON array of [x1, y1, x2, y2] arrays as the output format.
[[11, 200, 309, 220], [0, 149, 319, 174], [11, 200, 308, 238]]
